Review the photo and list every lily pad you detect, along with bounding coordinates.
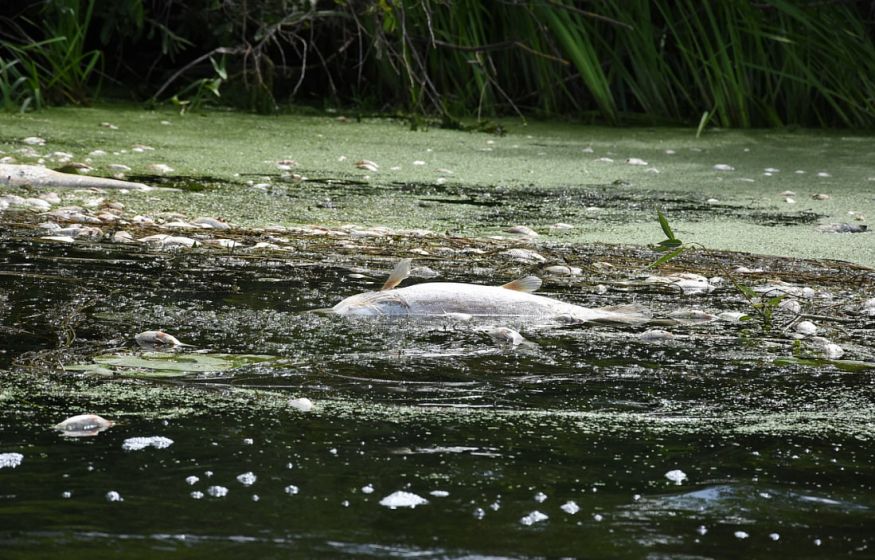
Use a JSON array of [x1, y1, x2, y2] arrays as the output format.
[[67, 352, 277, 378]]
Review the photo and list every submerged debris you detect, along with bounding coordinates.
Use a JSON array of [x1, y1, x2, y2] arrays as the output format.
[[54, 414, 114, 437]]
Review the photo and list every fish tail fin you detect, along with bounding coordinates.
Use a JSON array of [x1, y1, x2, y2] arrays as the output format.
[[592, 303, 652, 326], [381, 258, 412, 291]]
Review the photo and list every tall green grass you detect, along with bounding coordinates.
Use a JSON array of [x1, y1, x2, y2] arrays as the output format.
[[0, 0, 102, 108], [367, 0, 875, 127], [1, 0, 874, 128], [0, 56, 40, 112]]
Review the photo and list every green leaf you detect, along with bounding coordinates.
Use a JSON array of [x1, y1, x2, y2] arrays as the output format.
[[736, 284, 758, 299], [696, 110, 710, 138], [657, 210, 676, 240], [647, 246, 686, 269], [657, 238, 683, 249], [766, 295, 786, 307]]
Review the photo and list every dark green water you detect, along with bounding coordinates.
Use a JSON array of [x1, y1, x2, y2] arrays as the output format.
[[1, 232, 874, 559]]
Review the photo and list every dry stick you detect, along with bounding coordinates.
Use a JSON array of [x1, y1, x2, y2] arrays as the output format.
[[152, 46, 242, 100], [432, 39, 569, 65]]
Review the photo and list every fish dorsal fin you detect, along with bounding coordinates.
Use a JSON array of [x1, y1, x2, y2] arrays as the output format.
[[501, 275, 542, 293], [381, 258, 412, 291]]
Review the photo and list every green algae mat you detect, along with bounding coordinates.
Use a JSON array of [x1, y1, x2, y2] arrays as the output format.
[[1, 104, 872, 265]]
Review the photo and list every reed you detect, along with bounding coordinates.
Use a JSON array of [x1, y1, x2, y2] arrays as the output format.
[[1, 0, 873, 128]]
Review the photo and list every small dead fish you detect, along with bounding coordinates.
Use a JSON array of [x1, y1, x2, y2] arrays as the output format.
[[669, 309, 718, 324], [54, 414, 114, 437], [505, 225, 539, 237], [549, 223, 574, 231], [192, 217, 231, 230], [754, 283, 815, 299], [40, 236, 76, 243], [779, 299, 802, 314], [138, 234, 199, 249], [501, 248, 546, 263], [147, 163, 174, 174], [355, 160, 379, 172], [135, 330, 191, 349], [480, 326, 527, 347], [809, 337, 844, 359], [288, 397, 314, 412], [638, 329, 674, 342], [543, 265, 581, 276], [113, 231, 135, 243], [713, 164, 735, 171], [645, 274, 715, 295], [816, 223, 868, 234]]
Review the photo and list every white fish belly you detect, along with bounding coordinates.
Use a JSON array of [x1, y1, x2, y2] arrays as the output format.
[[395, 283, 592, 319]]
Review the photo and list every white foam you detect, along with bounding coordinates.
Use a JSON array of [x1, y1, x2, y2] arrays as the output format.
[[0, 452, 23, 469], [121, 436, 174, 451], [236, 472, 257, 486], [105, 491, 123, 502], [665, 469, 687, 484], [520, 510, 548, 526], [379, 491, 428, 509], [207, 486, 229, 498], [560, 501, 580, 514]]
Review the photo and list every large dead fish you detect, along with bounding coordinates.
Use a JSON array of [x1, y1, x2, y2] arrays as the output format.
[[329, 259, 650, 325], [0, 163, 152, 191]]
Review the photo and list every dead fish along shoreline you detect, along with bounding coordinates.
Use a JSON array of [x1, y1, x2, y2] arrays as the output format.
[[327, 259, 651, 326], [0, 163, 152, 191]]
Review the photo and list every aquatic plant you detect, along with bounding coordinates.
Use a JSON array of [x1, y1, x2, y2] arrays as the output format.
[[649, 211, 789, 335], [0, 0, 102, 107], [2, 1, 875, 126], [0, 56, 40, 112]]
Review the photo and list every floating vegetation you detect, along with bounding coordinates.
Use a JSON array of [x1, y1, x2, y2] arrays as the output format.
[[66, 352, 277, 378]]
